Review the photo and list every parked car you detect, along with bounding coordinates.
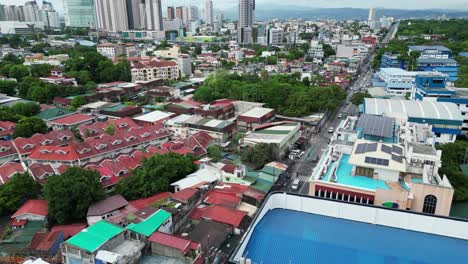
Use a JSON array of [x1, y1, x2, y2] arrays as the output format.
[[328, 127, 334, 133], [291, 179, 300, 191], [338, 113, 343, 119]]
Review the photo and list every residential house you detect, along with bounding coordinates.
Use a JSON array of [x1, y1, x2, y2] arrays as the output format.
[[10, 200, 48, 230], [0, 121, 15, 139], [49, 113, 95, 131], [29, 231, 64, 258], [149, 232, 201, 262], [0, 162, 25, 185], [0, 140, 19, 164], [237, 107, 276, 132], [86, 195, 129, 225]]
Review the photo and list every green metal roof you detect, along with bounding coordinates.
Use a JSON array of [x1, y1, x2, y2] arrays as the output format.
[[66, 221, 124, 252], [103, 104, 128, 112], [257, 172, 277, 183], [126, 209, 171, 237], [261, 166, 285, 176], [37, 107, 75, 121], [251, 180, 272, 193], [253, 130, 291, 135]]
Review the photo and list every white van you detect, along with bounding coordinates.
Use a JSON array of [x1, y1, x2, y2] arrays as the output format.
[[291, 179, 300, 191]]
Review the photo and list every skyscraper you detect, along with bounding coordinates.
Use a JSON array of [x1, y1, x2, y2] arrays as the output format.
[[62, 0, 95, 27], [189, 6, 199, 21], [238, 0, 255, 43], [95, 0, 129, 32], [368, 8, 376, 21], [127, 0, 142, 29], [167, 6, 175, 20], [24, 1, 41, 22], [144, 0, 163, 31], [42, 1, 60, 28], [175, 6, 183, 21], [205, 0, 213, 26], [182, 6, 189, 23]]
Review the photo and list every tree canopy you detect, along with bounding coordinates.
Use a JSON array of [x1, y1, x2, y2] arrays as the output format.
[[207, 145, 222, 162], [0, 173, 41, 216], [351, 92, 372, 106], [193, 71, 346, 117], [13, 116, 48, 138], [437, 141, 468, 202], [116, 153, 198, 200], [44, 167, 105, 224], [241, 143, 276, 168], [0, 80, 17, 96]]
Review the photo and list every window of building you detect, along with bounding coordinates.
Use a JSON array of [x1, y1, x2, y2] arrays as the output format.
[[422, 195, 437, 214]]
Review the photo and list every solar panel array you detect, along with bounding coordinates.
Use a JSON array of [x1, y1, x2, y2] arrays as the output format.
[[364, 157, 390, 166], [392, 145, 403, 155], [381, 144, 392, 154], [355, 143, 378, 154], [392, 154, 403, 163], [356, 114, 394, 138]]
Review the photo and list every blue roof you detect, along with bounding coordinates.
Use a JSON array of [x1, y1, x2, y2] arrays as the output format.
[[408, 45, 451, 52]]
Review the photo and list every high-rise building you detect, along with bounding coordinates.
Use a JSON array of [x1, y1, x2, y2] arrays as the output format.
[[205, 0, 213, 26], [144, 0, 163, 31], [182, 6, 189, 24], [189, 6, 199, 21], [368, 8, 376, 22], [126, 0, 142, 29], [175, 6, 183, 21], [63, 0, 95, 27], [95, 0, 128, 32], [24, 1, 42, 22], [42, 1, 60, 28], [167, 6, 175, 20], [238, 0, 255, 43]]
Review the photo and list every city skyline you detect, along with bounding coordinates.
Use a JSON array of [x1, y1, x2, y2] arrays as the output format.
[[5, 0, 468, 16]]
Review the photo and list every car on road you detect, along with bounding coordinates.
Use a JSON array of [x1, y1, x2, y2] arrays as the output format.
[[338, 113, 343, 119], [291, 179, 300, 191], [328, 127, 334, 133]]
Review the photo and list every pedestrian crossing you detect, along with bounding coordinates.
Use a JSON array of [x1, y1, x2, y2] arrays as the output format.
[[297, 174, 311, 182]]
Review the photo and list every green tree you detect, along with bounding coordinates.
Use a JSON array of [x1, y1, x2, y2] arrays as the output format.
[[13, 116, 48, 138], [18, 77, 44, 98], [10, 102, 40, 117], [8, 65, 29, 81], [0, 80, 17, 95], [207, 145, 222, 162], [116, 153, 198, 200], [323, 44, 335, 58], [241, 143, 275, 168], [437, 141, 468, 202], [0, 172, 41, 215], [104, 124, 116, 135], [44, 167, 105, 224], [351, 92, 372, 106], [194, 46, 202, 55], [70, 96, 87, 109], [28, 85, 51, 103], [30, 64, 53, 78]]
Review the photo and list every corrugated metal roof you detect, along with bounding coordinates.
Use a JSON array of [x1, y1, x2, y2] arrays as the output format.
[[66, 221, 124, 252], [126, 209, 171, 237], [357, 114, 394, 138]]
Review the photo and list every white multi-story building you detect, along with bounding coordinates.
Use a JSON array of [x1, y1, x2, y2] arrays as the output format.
[[205, 0, 213, 26], [94, 0, 129, 32], [238, 0, 255, 44], [268, 28, 284, 46], [308, 40, 324, 59], [130, 59, 179, 82], [177, 54, 192, 78]]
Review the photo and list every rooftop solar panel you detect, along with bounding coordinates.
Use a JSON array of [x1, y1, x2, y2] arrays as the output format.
[[365, 156, 389, 167], [381, 144, 392, 154], [392, 154, 403, 163], [392, 145, 403, 155], [356, 114, 394, 139]]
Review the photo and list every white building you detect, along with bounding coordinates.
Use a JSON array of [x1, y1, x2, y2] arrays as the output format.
[[238, 0, 255, 44], [95, 0, 129, 32], [268, 28, 284, 46], [130, 59, 179, 82], [177, 54, 192, 78], [205, 0, 213, 26]]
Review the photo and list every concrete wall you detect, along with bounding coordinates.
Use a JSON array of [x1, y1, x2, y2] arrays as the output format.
[[411, 183, 454, 216], [375, 188, 409, 210], [231, 192, 468, 263], [151, 243, 186, 260], [374, 168, 399, 182]]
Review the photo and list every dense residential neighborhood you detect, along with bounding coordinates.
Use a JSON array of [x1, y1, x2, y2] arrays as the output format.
[[0, 0, 468, 264]]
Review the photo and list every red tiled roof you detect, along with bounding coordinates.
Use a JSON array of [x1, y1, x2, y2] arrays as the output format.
[[200, 205, 248, 228], [29, 163, 55, 181], [0, 162, 25, 185], [146, 146, 170, 155], [0, 121, 15, 137], [11, 200, 48, 219], [203, 190, 241, 208], [28, 145, 79, 161], [149, 232, 194, 254], [171, 188, 198, 203], [49, 113, 93, 126], [162, 141, 194, 156], [12, 130, 75, 156], [56, 164, 70, 174], [221, 164, 236, 174], [10, 219, 27, 227], [185, 131, 213, 156], [0, 140, 17, 159], [131, 59, 177, 69], [51, 223, 87, 238], [128, 192, 170, 211]]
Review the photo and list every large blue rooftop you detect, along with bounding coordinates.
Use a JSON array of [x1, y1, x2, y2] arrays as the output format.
[[242, 208, 468, 264]]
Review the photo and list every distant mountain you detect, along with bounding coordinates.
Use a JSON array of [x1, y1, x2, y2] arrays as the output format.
[[222, 6, 468, 21]]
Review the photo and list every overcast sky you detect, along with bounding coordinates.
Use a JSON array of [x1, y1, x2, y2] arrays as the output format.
[[4, 0, 468, 15]]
